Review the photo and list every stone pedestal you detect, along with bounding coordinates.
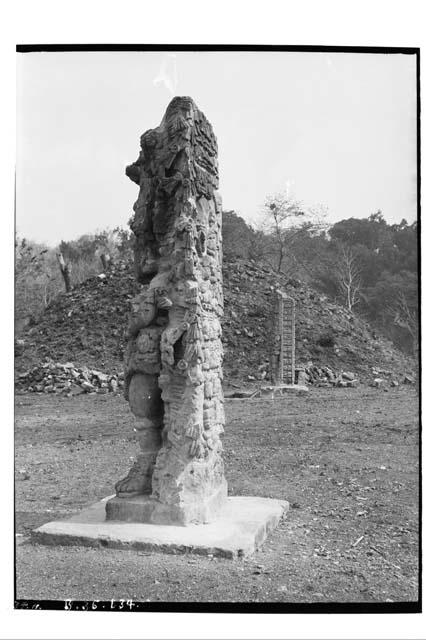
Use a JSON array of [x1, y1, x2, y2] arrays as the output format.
[[106, 481, 228, 526], [34, 496, 289, 559]]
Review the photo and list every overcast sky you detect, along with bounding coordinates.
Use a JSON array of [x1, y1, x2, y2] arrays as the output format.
[[16, 50, 417, 246]]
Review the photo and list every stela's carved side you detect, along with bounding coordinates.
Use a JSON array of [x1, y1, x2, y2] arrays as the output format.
[[269, 290, 296, 386], [106, 97, 227, 525]]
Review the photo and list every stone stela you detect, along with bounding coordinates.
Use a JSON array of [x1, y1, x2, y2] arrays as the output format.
[[270, 290, 296, 386], [34, 97, 288, 557], [106, 96, 227, 526]]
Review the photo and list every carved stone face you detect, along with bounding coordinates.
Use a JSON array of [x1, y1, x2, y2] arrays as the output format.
[[132, 292, 156, 327], [155, 290, 173, 310], [164, 97, 193, 122], [170, 281, 187, 308], [141, 129, 158, 152]]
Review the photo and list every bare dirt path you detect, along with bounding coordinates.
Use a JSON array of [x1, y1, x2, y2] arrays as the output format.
[[15, 386, 419, 603]]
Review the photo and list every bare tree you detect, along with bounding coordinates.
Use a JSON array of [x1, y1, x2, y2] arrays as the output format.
[[335, 243, 362, 311], [99, 252, 112, 272], [261, 193, 328, 273], [393, 291, 418, 354], [56, 252, 72, 292], [262, 194, 305, 272]]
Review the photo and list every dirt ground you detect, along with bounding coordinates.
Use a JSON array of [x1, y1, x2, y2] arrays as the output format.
[[15, 386, 419, 605]]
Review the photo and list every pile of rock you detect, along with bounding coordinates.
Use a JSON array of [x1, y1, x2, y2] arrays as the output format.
[[301, 364, 416, 389], [15, 360, 124, 395], [300, 363, 358, 387], [15, 256, 416, 387], [245, 362, 357, 387], [221, 258, 415, 384], [369, 367, 416, 389], [15, 261, 138, 376]]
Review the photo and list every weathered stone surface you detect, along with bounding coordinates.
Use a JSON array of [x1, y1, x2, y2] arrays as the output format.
[[34, 496, 289, 559], [372, 378, 384, 388], [269, 290, 295, 385], [403, 374, 415, 384], [295, 369, 308, 386], [106, 485, 228, 526], [111, 97, 227, 525]]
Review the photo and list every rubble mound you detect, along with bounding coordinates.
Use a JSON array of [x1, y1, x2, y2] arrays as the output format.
[[16, 262, 138, 376], [15, 360, 124, 395], [221, 258, 415, 384], [223, 260, 414, 383], [15, 258, 415, 388]]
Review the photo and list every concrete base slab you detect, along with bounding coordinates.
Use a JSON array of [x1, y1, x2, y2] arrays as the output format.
[[33, 496, 289, 559]]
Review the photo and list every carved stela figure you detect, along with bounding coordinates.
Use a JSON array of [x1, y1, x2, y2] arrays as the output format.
[[106, 97, 227, 526]]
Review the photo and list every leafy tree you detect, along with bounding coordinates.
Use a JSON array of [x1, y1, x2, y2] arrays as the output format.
[[389, 220, 418, 272], [112, 226, 134, 262], [364, 270, 418, 353], [222, 210, 262, 260], [330, 211, 387, 250]]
